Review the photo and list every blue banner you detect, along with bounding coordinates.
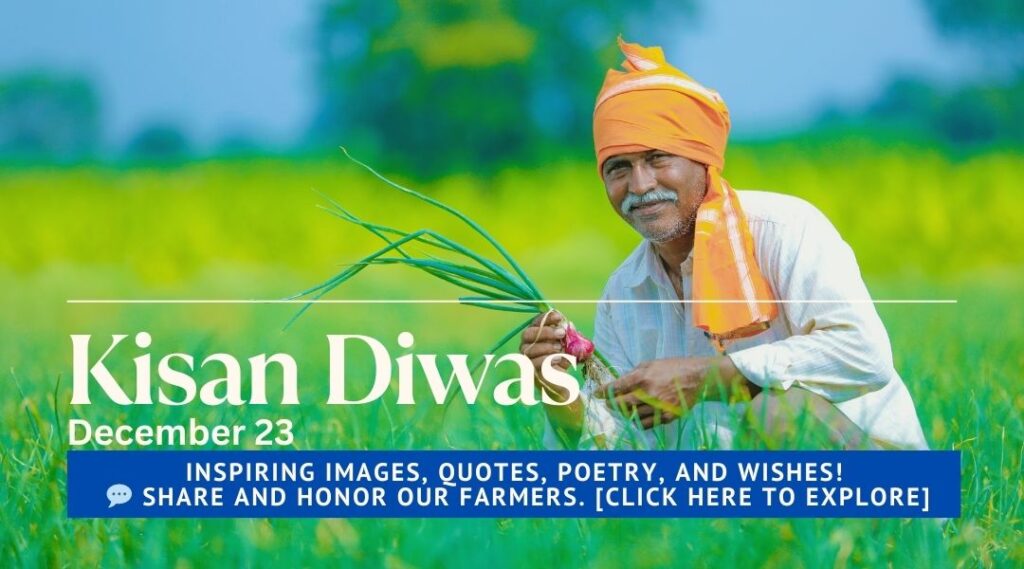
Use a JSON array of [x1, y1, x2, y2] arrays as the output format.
[[67, 450, 960, 518]]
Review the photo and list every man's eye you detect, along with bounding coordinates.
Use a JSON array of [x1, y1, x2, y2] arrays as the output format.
[[606, 163, 628, 177]]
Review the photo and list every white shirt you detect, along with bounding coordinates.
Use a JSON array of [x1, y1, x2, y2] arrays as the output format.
[[544, 190, 928, 450]]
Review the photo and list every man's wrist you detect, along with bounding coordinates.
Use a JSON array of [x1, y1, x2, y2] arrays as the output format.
[[536, 372, 583, 445], [703, 355, 761, 400]]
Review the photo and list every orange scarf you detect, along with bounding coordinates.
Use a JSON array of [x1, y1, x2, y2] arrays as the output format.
[[594, 37, 777, 350]]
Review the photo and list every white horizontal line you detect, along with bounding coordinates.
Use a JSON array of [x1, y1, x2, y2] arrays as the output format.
[[66, 299, 958, 305]]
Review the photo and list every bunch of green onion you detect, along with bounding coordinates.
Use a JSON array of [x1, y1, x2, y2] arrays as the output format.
[[289, 150, 634, 448]]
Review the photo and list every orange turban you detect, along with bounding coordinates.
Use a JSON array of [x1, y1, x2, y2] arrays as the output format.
[[594, 37, 778, 350]]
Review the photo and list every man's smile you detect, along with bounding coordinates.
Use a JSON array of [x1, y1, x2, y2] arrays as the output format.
[[630, 200, 673, 217]]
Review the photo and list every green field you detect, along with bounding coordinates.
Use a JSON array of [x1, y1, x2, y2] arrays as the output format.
[[1, 141, 1022, 567]]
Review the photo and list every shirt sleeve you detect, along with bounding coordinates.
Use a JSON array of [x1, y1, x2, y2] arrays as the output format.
[[727, 203, 897, 403], [593, 287, 634, 377]]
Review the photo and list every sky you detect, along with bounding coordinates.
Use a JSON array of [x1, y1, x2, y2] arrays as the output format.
[[0, 0, 980, 150], [671, 0, 977, 136]]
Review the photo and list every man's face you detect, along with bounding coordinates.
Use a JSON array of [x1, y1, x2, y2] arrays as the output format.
[[601, 150, 707, 243]]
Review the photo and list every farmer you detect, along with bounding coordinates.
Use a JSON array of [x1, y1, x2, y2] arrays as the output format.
[[520, 38, 928, 450]]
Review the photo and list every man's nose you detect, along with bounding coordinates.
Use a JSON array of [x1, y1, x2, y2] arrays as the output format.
[[629, 162, 658, 194]]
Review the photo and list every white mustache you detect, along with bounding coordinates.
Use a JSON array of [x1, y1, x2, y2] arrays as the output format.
[[621, 189, 678, 216]]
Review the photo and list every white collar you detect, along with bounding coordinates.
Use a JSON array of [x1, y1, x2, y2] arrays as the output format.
[[623, 240, 695, 290]]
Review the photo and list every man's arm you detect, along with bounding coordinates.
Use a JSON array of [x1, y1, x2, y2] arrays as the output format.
[[596, 354, 759, 429], [520, 311, 584, 448], [521, 293, 638, 448], [726, 203, 897, 401], [598, 201, 895, 427]]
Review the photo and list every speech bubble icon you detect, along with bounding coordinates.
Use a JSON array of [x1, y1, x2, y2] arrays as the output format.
[[107, 484, 132, 508]]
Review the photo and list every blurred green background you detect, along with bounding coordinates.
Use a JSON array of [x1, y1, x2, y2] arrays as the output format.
[[1, 0, 1022, 567]]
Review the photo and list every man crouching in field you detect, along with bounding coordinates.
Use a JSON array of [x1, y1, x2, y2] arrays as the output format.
[[520, 38, 928, 451]]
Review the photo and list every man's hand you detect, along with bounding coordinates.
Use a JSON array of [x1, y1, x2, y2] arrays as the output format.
[[595, 356, 755, 429], [519, 310, 572, 397], [519, 310, 569, 373], [520, 310, 584, 445]]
